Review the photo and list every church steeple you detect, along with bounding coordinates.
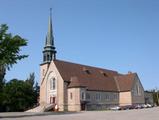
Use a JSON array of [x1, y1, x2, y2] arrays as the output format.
[[43, 8, 56, 63]]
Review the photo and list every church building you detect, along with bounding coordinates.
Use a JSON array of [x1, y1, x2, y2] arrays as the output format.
[[39, 10, 145, 111]]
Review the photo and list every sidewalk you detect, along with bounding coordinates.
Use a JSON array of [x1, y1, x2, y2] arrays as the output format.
[[0, 111, 76, 118]]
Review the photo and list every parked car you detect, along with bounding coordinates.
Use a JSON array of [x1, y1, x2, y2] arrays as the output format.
[[120, 105, 133, 110], [109, 106, 121, 110], [146, 104, 152, 108], [134, 104, 143, 109]]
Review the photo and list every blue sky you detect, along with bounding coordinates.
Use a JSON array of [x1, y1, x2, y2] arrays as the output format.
[[0, 0, 159, 90]]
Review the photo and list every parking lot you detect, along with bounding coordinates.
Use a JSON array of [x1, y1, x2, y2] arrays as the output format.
[[1, 107, 159, 120]]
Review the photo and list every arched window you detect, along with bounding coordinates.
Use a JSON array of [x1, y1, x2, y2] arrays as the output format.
[[47, 54, 50, 61], [43, 55, 46, 62], [50, 78, 56, 90]]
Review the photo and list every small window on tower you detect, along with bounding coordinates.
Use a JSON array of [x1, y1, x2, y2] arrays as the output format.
[[47, 54, 49, 61], [43, 69, 45, 76], [43, 55, 46, 61]]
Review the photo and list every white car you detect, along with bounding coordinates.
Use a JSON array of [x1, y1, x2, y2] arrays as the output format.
[[110, 106, 121, 110], [146, 104, 152, 108]]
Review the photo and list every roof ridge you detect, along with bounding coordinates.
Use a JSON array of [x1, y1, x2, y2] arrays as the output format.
[[55, 59, 118, 73], [114, 76, 120, 91]]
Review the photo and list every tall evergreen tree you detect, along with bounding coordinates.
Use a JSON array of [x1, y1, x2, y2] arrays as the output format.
[[26, 73, 40, 105], [26, 73, 35, 87]]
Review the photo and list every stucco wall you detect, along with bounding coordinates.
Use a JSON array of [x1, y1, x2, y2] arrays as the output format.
[[119, 75, 145, 106], [67, 88, 81, 111], [39, 61, 65, 111], [131, 76, 145, 105], [40, 63, 49, 105], [119, 91, 132, 106]]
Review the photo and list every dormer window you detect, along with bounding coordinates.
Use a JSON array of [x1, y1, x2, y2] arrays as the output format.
[[85, 69, 91, 74], [103, 73, 108, 77], [100, 71, 108, 77], [83, 67, 91, 75]]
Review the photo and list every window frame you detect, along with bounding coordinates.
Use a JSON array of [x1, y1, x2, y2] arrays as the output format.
[[50, 78, 56, 90]]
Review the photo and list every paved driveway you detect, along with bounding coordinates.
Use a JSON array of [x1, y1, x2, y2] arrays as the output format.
[[1, 107, 159, 120]]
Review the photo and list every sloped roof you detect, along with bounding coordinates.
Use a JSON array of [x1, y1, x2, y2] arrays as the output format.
[[54, 59, 136, 92], [68, 76, 86, 88], [114, 73, 136, 92]]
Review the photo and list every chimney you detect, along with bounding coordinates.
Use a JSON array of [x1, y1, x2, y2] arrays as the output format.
[[128, 71, 132, 74]]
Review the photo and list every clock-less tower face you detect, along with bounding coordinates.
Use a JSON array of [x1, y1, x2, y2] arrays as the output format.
[[46, 71, 57, 104]]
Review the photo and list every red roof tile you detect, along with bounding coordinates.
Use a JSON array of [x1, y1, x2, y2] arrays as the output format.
[[114, 73, 136, 92], [54, 59, 136, 92]]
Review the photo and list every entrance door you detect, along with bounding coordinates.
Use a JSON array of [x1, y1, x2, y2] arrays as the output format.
[[50, 97, 56, 104], [81, 103, 86, 110]]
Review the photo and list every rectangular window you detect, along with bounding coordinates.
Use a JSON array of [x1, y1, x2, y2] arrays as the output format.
[[50, 79, 53, 90], [70, 92, 73, 100], [105, 94, 109, 100], [86, 93, 90, 100], [81, 92, 85, 100], [50, 78, 56, 90], [113, 94, 117, 100], [43, 69, 45, 76], [53, 79, 55, 90], [96, 93, 101, 101]]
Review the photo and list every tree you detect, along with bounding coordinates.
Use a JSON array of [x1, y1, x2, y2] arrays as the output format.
[[0, 73, 40, 112], [3, 79, 35, 111], [0, 24, 28, 83], [0, 24, 28, 111], [153, 88, 159, 106], [0, 66, 5, 91], [26, 73, 35, 87], [34, 81, 40, 104], [25, 73, 40, 105]]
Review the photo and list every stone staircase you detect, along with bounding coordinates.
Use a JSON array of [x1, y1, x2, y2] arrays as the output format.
[[26, 104, 54, 112]]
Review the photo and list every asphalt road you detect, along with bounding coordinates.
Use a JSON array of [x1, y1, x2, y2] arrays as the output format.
[[1, 107, 159, 120]]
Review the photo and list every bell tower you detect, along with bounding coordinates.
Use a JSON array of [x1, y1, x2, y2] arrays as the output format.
[[43, 8, 56, 63]]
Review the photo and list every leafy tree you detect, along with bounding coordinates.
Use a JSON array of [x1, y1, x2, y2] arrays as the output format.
[[0, 24, 28, 111], [2, 79, 35, 111], [0, 24, 28, 85], [147, 89, 159, 106], [2, 77, 40, 112], [26, 73, 35, 87], [152, 89, 159, 106]]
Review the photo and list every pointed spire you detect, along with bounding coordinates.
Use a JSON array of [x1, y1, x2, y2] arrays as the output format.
[[46, 8, 54, 46], [43, 8, 57, 63]]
